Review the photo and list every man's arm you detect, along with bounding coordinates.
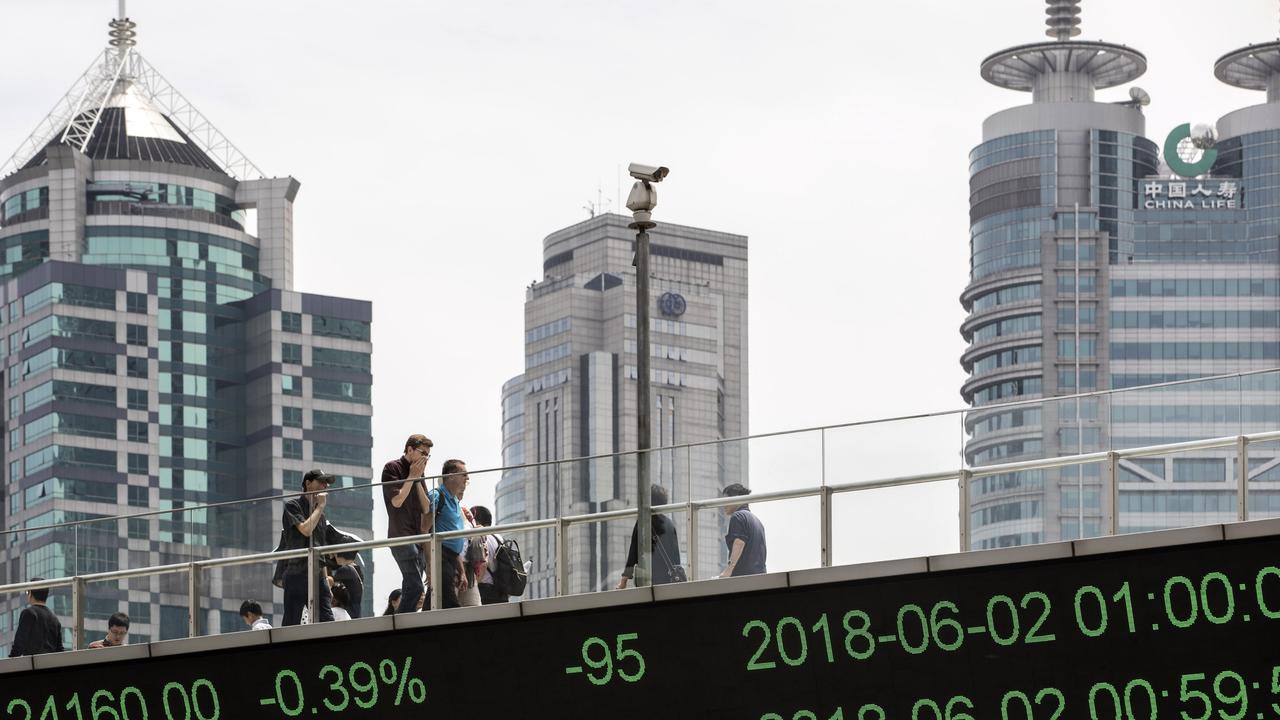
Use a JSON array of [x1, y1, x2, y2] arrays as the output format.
[[719, 538, 747, 578], [455, 553, 469, 592], [386, 457, 426, 509], [294, 494, 327, 537], [412, 476, 430, 512]]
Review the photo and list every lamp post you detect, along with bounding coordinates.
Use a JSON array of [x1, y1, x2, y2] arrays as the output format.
[[626, 162, 669, 587]]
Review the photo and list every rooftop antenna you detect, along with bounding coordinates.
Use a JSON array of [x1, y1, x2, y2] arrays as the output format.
[[109, 0, 137, 59], [1045, 0, 1082, 41]]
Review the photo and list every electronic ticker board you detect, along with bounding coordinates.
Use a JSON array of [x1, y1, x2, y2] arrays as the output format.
[[2, 526, 1279, 719]]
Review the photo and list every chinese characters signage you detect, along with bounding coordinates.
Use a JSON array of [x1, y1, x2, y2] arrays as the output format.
[[1142, 180, 1241, 210]]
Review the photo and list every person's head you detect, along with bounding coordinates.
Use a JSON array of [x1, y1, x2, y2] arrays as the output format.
[[383, 589, 401, 615], [303, 468, 334, 493], [471, 505, 492, 528], [331, 582, 350, 610], [403, 434, 433, 464], [105, 612, 129, 645], [240, 599, 263, 625], [27, 578, 49, 604], [721, 483, 750, 514], [441, 459, 469, 496], [651, 485, 669, 506]]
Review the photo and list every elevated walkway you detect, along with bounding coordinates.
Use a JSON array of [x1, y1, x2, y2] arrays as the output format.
[[0, 518, 1275, 719]]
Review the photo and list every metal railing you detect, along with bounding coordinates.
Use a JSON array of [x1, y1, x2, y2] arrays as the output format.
[[2, 427, 1276, 649], [2, 366, 1279, 648]]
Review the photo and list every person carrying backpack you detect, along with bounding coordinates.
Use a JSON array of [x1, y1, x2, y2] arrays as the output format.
[[472, 505, 528, 602], [471, 506, 506, 604]]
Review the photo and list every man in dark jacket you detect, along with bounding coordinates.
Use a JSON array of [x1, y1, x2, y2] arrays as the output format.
[[10, 580, 63, 656], [280, 469, 335, 625]]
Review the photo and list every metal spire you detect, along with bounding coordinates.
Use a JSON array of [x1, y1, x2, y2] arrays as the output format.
[[1045, 0, 1082, 41], [108, 4, 137, 59], [0, 5, 266, 180]]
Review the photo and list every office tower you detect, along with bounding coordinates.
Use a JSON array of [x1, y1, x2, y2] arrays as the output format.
[[0, 13, 374, 647], [498, 213, 747, 596], [962, 1, 1280, 549]]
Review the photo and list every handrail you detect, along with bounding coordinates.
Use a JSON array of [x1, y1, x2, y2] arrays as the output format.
[[13, 427, 1280, 588], [13, 428, 1280, 590], [7, 366, 1279, 538]]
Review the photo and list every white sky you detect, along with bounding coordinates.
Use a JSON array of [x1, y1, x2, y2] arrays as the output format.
[[2, 1, 1276, 608]]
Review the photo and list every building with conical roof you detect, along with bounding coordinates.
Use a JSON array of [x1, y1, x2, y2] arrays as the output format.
[[0, 10, 374, 646], [961, 1, 1280, 550]]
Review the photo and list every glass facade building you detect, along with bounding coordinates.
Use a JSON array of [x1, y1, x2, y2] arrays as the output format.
[[961, 14, 1280, 549], [0, 31, 373, 647]]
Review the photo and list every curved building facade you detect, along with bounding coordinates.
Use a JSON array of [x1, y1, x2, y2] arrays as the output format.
[[962, 4, 1280, 550]]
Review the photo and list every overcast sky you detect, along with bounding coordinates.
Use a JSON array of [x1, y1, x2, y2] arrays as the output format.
[[2, 1, 1277, 605]]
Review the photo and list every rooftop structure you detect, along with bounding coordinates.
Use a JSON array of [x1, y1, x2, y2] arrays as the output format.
[[2, 7, 263, 181]]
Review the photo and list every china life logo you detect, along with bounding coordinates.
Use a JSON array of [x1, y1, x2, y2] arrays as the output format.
[[1163, 123, 1217, 178], [1145, 123, 1240, 210]]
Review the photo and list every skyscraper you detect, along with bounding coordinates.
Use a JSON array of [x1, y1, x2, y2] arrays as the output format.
[[0, 13, 374, 646], [962, 1, 1280, 549], [498, 213, 747, 596]]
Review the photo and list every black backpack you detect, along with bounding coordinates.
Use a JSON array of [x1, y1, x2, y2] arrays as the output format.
[[491, 536, 528, 597]]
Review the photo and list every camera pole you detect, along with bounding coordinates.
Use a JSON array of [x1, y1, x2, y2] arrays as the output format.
[[625, 164, 668, 589], [634, 225, 653, 587]]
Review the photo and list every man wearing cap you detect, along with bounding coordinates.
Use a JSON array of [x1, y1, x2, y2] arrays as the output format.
[[280, 469, 335, 625], [382, 434, 432, 613]]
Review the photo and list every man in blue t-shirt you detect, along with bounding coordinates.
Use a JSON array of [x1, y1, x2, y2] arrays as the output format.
[[427, 459, 470, 608], [718, 483, 767, 578]]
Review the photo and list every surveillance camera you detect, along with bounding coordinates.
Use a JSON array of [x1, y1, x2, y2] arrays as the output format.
[[628, 163, 669, 183]]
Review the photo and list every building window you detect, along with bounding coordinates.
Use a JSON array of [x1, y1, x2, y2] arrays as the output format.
[[312, 410, 371, 434], [127, 453, 149, 475], [126, 292, 147, 314], [126, 357, 148, 378], [282, 343, 302, 365], [128, 519, 150, 540], [312, 379, 370, 403], [126, 324, 147, 346], [282, 438, 303, 460], [282, 375, 301, 396], [282, 407, 302, 428], [312, 441, 371, 466], [312, 316, 370, 341], [1173, 458, 1225, 483], [281, 312, 302, 333], [127, 485, 148, 507], [127, 421, 148, 443], [312, 348, 369, 371], [127, 388, 147, 410]]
